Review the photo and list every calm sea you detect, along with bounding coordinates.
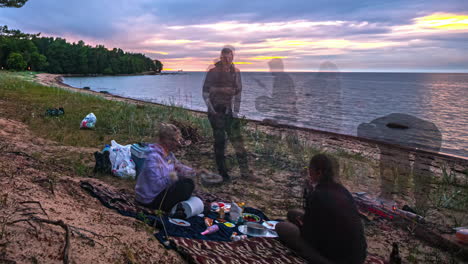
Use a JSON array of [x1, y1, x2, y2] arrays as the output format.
[[63, 72, 468, 158]]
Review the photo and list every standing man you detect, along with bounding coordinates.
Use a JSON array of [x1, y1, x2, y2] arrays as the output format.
[[202, 46, 255, 182]]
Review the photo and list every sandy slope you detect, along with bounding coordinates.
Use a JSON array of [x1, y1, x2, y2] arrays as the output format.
[[0, 117, 184, 264]]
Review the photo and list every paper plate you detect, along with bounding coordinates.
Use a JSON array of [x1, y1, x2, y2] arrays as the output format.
[[238, 225, 278, 238], [169, 218, 191, 227], [262, 221, 279, 230]]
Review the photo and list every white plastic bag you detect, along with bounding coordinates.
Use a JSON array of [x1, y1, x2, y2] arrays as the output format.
[[109, 140, 136, 179], [80, 113, 97, 129]]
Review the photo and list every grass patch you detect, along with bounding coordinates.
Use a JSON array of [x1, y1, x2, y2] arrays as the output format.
[[0, 71, 211, 149]]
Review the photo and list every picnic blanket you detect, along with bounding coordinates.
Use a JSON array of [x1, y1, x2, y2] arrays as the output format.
[[80, 179, 269, 242], [154, 207, 269, 245], [80, 179, 387, 264], [171, 236, 306, 264]]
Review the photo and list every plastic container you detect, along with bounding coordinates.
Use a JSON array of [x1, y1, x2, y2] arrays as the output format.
[[201, 225, 219, 235], [170, 196, 204, 219], [246, 222, 266, 236]]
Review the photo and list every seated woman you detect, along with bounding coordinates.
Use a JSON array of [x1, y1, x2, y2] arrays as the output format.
[[135, 123, 196, 212], [275, 154, 367, 264]]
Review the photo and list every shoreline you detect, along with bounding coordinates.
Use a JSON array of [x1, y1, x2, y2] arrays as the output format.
[[36, 73, 468, 165], [60, 71, 183, 77]]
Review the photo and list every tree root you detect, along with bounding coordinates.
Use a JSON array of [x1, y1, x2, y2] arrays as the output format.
[[4, 200, 121, 263]]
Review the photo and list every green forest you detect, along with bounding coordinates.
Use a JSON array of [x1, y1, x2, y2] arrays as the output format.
[[0, 26, 163, 74]]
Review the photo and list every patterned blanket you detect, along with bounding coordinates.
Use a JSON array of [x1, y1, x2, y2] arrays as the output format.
[[172, 236, 306, 264], [80, 179, 387, 264]]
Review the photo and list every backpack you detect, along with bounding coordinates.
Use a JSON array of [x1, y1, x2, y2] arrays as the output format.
[[93, 150, 112, 175]]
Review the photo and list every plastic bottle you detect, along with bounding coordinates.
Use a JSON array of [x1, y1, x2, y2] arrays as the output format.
[[201, 225, 219, 235], [219, 207, 225, 219]]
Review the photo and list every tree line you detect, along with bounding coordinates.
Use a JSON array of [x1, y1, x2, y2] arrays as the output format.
[[0, 26, 163, 74]]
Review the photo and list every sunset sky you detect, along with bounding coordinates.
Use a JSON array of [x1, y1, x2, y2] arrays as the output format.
[[1, 0, 467, 72]]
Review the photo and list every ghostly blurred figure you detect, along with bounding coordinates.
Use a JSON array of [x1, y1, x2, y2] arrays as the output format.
[[255, 58, 298, 123], [357, 113, 442, 211], [254, 58, 301, 164], [202, 46, 255, 182], [303, 61, 343, 133]]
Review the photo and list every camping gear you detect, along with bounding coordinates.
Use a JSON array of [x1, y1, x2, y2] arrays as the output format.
[[170, 196, 204, 219], [109, 140, 136, 179], [80, 113, 96, 129], [45, 107, 64, 117], [93, 149, 112, 175], [201, 225, 219, 235], [130, 143, 150, 179]]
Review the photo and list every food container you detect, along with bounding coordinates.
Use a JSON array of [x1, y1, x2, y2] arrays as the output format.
[[456, 229, 468, 244], [211, 202, 220, 212], [170, 196, 204, 218], [242, 213, 261, 222], [246, 222, 266, 236]]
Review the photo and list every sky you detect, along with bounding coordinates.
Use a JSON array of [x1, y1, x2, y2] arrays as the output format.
[[1, 0, 468, 72]]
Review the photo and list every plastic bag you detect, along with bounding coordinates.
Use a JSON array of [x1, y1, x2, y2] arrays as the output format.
[[108, 140, 136, 179], [80, 113, 97, 129], [229, 202, 243, 223]]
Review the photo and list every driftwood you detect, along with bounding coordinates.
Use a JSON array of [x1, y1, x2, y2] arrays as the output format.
[[353, 193, 468, 260]]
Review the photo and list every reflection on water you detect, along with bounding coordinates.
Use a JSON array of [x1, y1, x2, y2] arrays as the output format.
[[63, 72, 468, 158]]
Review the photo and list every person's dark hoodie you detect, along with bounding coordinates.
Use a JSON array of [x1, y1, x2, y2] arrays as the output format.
[[301, 182, 367, 264]]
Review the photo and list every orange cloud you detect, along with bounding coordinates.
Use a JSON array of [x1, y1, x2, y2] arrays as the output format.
[[141, 50, 169, 55]]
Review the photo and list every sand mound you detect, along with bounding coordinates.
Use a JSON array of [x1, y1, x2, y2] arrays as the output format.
[[0, 117, 184, 264]]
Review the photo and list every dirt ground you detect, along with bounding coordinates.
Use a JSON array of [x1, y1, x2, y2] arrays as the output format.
[[0, 74, 466, 263]]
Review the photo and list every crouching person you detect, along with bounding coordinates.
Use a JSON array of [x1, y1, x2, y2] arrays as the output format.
[[135, 123, 195, 212], [275, 154, 367, 264]]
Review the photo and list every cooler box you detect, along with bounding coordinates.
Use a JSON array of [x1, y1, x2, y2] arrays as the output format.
[[130, 143, 150, 179]]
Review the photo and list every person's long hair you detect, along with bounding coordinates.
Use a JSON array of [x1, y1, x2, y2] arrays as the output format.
[[309, 154, 338, 184], [302, 154, 339, 207]]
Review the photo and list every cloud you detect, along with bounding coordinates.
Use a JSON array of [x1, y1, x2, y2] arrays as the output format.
[[1, 0, 467, 71]]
